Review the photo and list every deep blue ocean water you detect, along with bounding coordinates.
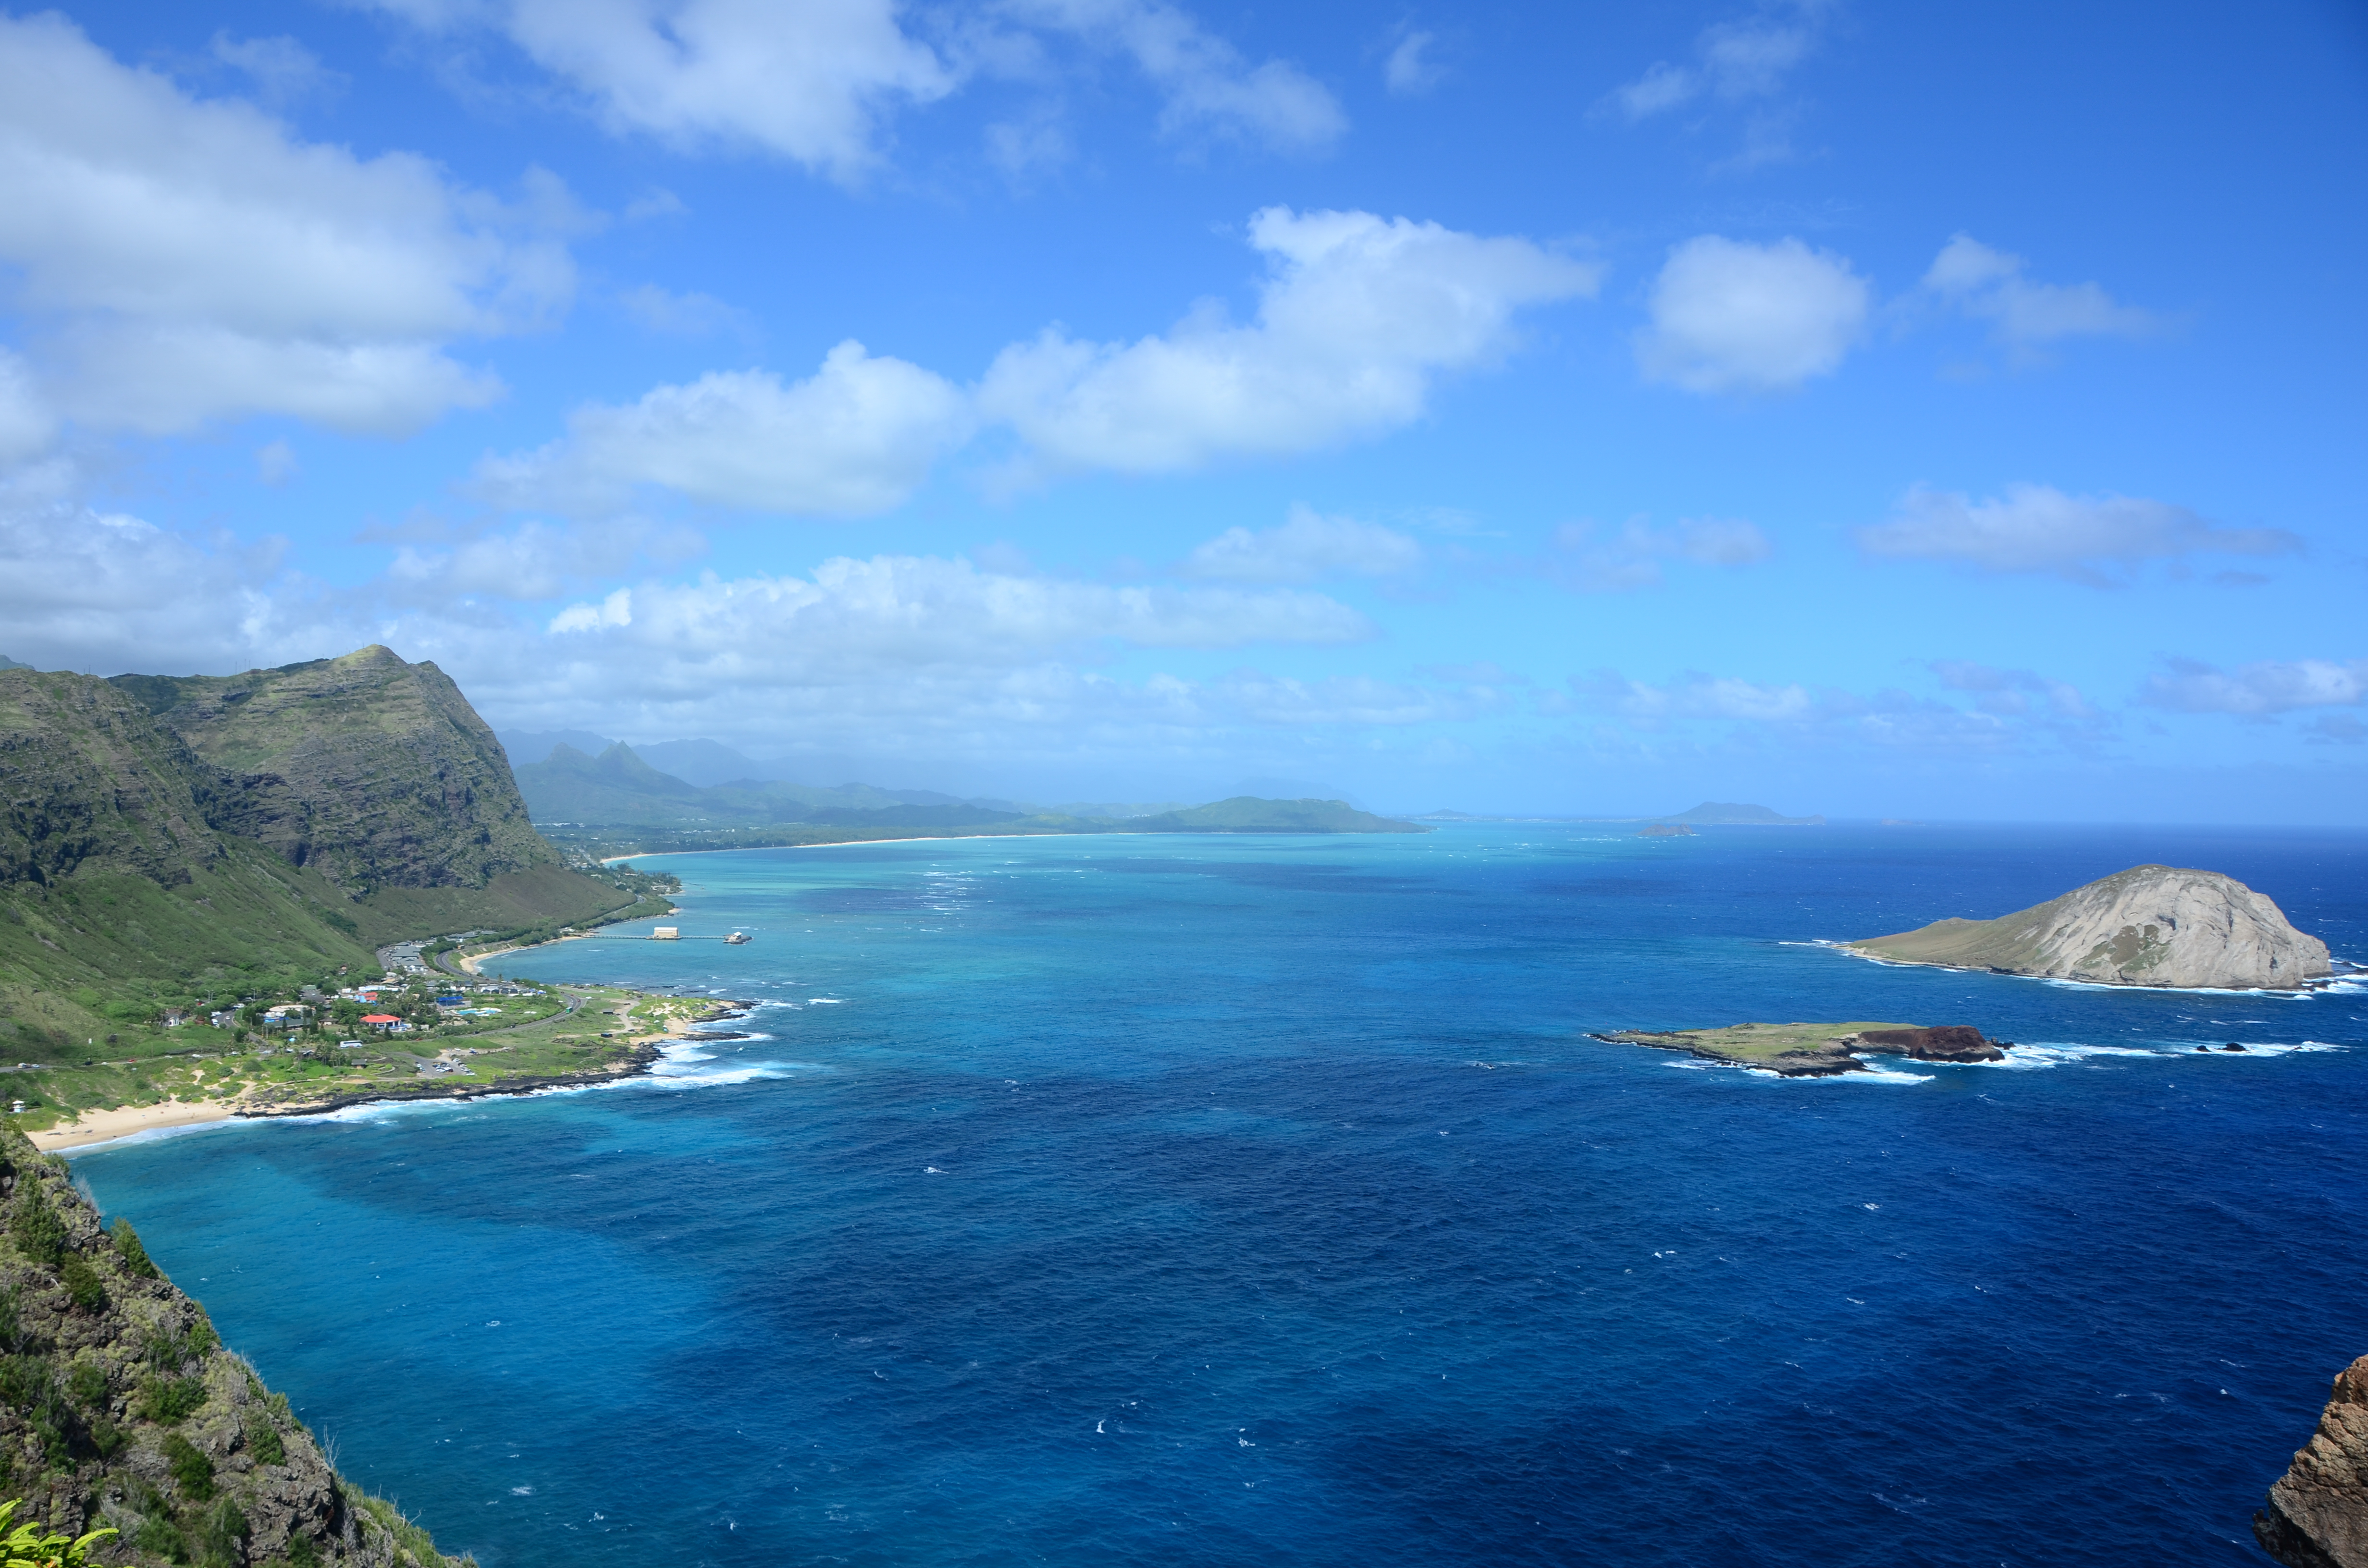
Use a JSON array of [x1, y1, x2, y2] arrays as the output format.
[[72, 823, 2368, 1567]]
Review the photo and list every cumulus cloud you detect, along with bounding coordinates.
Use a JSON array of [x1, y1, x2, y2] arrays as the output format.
[[370, 0, 956, 182], [1178, 505, 1422, 584], [1856, 483, 2300, 585], [1922, 234, 2157, 349], [476, 342, 972, 516], [358, 0, 1339, 179], [980, 206, 1599, 478], [2137, 657, 2368, 717], [0, 494, 313, 675], [1551, 515, 1773, 591], [1636, 235, 1868, 393], [0, 12, 568, 442]]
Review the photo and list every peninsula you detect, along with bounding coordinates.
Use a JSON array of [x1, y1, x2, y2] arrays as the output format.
[[1594, 1021, 2011, 1077], [1845, 864, 2332, 990]]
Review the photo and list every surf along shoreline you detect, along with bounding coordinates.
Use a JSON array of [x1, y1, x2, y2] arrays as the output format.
[[29, 960, 755, 1153]]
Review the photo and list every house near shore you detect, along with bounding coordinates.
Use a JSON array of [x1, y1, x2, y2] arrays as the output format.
[[360, 1013, 409, 1033]]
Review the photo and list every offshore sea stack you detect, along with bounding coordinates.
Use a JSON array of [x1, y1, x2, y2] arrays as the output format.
[[2256, 1355, 2368, 1568], [1847, 864, 2331, 990]]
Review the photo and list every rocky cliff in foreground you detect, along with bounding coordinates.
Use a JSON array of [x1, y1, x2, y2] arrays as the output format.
[[0, 1123, 463, 1567], [2257, 1355, 2368, 1568], [1847, 864, 2331, 990]]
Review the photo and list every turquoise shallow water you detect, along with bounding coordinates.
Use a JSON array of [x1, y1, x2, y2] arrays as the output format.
[[74, 823, 2368, 1566]]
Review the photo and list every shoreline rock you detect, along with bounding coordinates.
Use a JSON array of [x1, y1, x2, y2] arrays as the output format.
[[2256, 1355, 2368, 1568], [1594, 1021, 2011, 1077]]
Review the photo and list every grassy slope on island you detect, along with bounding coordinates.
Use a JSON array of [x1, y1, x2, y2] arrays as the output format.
[[1597, 1021, 2010, 1076], [0, 1122, 467, 1566], [0, 652, 648, 1076]]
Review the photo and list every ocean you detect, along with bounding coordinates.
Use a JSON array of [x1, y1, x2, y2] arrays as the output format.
[[72, 822, 2368, 1567]]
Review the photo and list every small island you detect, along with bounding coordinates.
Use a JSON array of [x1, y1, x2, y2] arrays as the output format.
[[1638, 823, 1695, 837], [1845, 864, 2332, 990], [1594, 1021, 2011, 1077]]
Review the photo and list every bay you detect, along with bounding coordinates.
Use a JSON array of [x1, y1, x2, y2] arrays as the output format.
[[74, 823, 2368, 1566]]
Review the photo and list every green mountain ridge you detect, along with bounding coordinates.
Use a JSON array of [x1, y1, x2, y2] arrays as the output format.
[[1, 649, 640, 1058]]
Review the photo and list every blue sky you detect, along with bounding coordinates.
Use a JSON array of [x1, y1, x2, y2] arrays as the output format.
[[2, 0, 2364, 819]]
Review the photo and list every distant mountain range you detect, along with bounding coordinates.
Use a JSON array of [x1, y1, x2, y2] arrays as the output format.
[[511, 741, 1424, 844], [1415, 801, 1825, 825]]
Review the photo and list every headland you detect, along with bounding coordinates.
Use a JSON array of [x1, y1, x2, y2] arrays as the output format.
[[1846, 864, 2332, 990]]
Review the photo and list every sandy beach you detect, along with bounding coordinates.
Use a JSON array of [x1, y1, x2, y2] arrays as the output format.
[[29, 1097, 244, 1152]]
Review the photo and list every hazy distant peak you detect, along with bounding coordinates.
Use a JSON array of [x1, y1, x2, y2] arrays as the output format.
[[1665, 801, 1825, 825]]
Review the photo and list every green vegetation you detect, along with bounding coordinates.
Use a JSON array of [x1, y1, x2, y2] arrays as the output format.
[[0, 1123, 468, 1566], [1597, 1021, 1928, 1078], [0, 1494, 116, 1568], [1, 648, 672, 1128]]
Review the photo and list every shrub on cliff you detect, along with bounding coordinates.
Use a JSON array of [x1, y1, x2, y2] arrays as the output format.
[[162, 1433, 213, 1501], [54, 1258, 102, 1315], [7, 1187, 67, 1269], [110, 1218, 159, 1279]]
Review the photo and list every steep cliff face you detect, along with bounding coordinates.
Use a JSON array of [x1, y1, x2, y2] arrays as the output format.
[[0, 1125, 464, 1567], [0, 675, 224, 889], [1, 648, 628, 1050], [110, 648, 552, 895], [1849, 864, 2331, 990], [2256, 1355, 2368, 1568]]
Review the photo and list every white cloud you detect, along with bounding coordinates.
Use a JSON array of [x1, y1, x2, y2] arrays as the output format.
[[0, 352, 58, 468], [1216, 668, 1502, 727], [1930, 661, 2100, 723], [541, 553, 1369, 656], [1856, 483, 2300, 585], [476, 342, 972, 516], [1923, 234, 2157, 349], [1178, 504, 1422, 584], [1600, 2, 1827, 162], [0, 12, 568, 439], [1636, 235, 1868, 393], [359, 0, 1338, 178], [1607, 61, 1697, 121], [980, 206, 1599, 478], [1008, 0, 1345, 154], [1561, 663, 2109, 760], [2138, 657, 2368, 716], [1551, 515, 1773, 591], [1383, 28, 1442, 97], [0, 496, 312, 675], [496, 0, 954, 181], [209, 32, 345, 107]]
